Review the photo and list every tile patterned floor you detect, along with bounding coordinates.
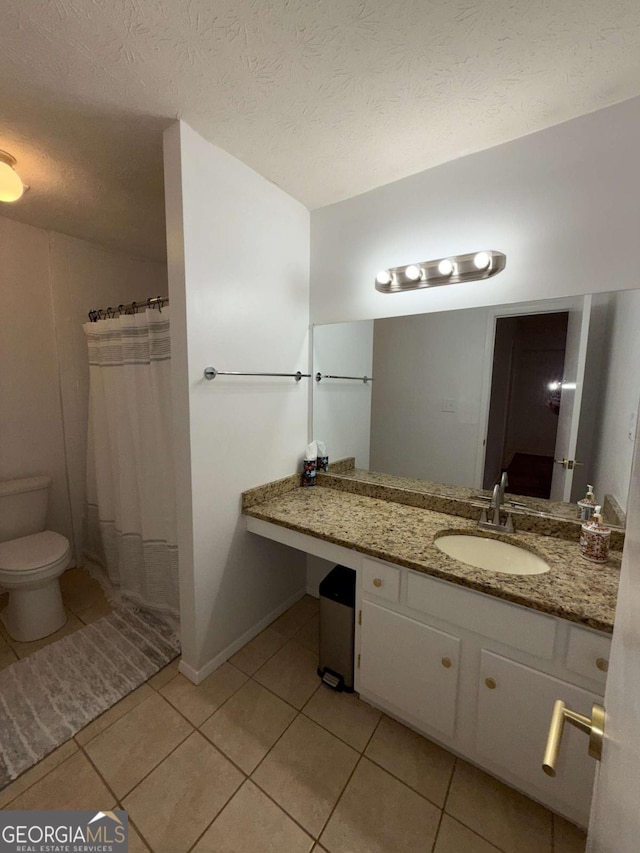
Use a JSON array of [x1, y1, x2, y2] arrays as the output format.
[[0, 594, 588, 853]]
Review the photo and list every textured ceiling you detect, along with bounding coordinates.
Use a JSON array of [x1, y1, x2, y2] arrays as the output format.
[[1, 0, 640, 261]]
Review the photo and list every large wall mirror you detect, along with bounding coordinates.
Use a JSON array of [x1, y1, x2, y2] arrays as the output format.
[[312, 289, 640, 528]]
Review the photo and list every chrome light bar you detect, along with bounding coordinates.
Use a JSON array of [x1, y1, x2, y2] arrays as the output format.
[[375, 250, 507, 293]]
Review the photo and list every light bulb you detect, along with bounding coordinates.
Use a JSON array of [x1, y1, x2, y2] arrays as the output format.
[[438, 259, 454, 276], [473, 251, 491, 270], [0, 155, 24, 203], [376, 269, 392, 285], [405, 265, 421, 281]]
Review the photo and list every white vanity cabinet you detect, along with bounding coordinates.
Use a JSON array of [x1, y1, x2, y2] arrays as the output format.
[[359, 600, 460, 739], [357, 557, 610, 827], [476, 651, 602, 823]]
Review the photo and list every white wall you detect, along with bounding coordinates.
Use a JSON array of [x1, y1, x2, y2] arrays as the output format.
[[0, 216, 166, 560], [312, 320, 374, 468], [591, 290, 640, 514], [370, 309, 487, 485], [0, 217, 72, 543], [164, 121, 310, 681], [310, 97, 640, 325]]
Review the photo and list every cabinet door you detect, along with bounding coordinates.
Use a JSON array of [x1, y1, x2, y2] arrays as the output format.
[[360, 600, 460, 738], [477, 650, 602, 826]]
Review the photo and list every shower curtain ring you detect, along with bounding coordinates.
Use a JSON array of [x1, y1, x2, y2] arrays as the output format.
[[131, 301, 138, 314], [117, 304, 124, 316]]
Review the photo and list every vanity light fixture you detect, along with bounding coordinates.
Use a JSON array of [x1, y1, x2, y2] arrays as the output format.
[[437, 258, 455, 276], [0, 150, 25, 202], [473, 251, 491, 270], [375, 250, 506, 293]]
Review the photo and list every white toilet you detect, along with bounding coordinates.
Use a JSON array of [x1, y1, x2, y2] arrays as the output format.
[[0, 476, 71, 643]]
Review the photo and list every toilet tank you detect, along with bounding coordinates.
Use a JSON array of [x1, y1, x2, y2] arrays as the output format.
[[0, 476, 51, 543]]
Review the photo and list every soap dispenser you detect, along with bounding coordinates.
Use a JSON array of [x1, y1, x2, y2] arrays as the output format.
[[579, 506, 611, 564], [577, 484, 597, 521]]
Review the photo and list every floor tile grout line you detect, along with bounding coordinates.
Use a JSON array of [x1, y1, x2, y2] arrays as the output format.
[[75, 673, 174, 749], [126, 815, 155, 853], [196, 720, 260, 780], [440, 752, 457, 813], [244, 699, 309, 780], [72, 741, 122, 811], [80, 717, 194, 807], [223, 604, 317, 680], [248, 630, 319, 685], [157, 660, 250, 730], [234, 776, 318, 848], [248, 661, 323, 715], [306, 706, 456, 815], [430, 756, 457, 853], [182, 773, 247, 853], [314, 751, 365, 843], [0, 743, 80, 809]]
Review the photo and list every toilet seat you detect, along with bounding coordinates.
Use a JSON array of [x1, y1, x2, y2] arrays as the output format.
[[0, 530, 71, 576]]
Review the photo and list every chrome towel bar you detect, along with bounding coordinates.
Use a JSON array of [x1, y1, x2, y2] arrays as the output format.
[[315, 373, 373, 383], [203, 367, 310, 382]]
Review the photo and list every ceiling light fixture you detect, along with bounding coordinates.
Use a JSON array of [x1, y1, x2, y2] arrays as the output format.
[[0, 150, 25, 202], [375, 250, 506, 293]]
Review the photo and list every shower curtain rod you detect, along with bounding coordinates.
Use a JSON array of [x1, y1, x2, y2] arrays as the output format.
[[87, 295, 168, 322]]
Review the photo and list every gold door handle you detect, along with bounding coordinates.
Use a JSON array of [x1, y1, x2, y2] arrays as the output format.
[[542, 700, 605, 777], [554, 458, 584, 470]]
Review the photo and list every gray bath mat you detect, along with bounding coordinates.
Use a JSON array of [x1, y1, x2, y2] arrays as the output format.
[[0, 608, 180, 788]]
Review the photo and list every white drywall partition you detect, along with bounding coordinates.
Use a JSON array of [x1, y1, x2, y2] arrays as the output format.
[[164, 121, 310, 681]]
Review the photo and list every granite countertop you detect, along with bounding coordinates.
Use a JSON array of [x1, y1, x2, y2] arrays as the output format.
[[244, 485, 619, 633]]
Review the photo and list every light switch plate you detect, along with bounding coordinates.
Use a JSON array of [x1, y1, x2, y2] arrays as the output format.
[[442, 399, 457, 413]]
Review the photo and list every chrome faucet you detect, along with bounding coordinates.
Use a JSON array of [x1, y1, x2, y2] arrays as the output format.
[[499, 471, 508, 505], [478, 471, 514, 533]]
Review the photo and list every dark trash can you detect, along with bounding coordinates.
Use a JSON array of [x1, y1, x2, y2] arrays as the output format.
[[318, 565, 356, 692]]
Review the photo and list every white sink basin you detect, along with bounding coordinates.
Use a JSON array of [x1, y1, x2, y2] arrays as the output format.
[[434, 534, 550, 575]]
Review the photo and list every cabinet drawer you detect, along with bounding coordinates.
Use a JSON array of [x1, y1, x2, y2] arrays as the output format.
[[565, 627, 611, 686], [406, 570, 556, 658], [362, 558, 400, 603]]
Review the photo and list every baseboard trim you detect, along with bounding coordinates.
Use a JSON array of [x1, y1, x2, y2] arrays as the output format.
[[178, 586, 307, 685]]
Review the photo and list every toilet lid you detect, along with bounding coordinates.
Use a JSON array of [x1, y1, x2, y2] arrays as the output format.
[[0, 531, 70, 572]]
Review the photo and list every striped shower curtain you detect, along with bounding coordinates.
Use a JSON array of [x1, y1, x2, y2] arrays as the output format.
[[83, 308, 180, 626]]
